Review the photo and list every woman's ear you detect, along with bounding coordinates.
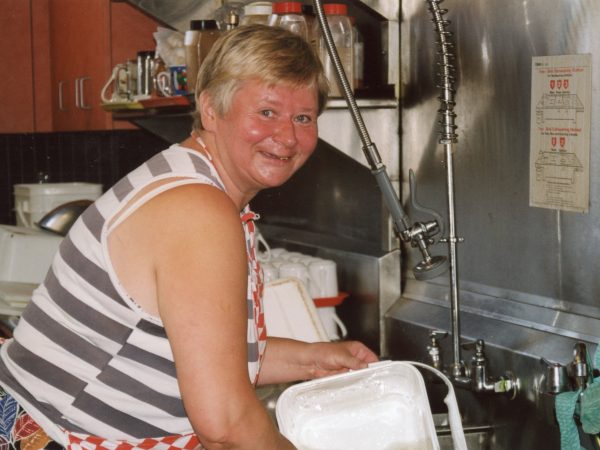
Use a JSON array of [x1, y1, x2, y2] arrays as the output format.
[[198, 91, 218, 131]]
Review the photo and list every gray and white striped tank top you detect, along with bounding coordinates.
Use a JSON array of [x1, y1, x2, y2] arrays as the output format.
[[0, 144, 266, 444]]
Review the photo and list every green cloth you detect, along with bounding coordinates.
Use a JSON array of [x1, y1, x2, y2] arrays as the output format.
[[556, 389, 584, 450], [581, 382, 600, 434], [556, 343, 600, 449]]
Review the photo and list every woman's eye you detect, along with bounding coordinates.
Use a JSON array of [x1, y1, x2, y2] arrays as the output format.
[[295, 114, 313, 124], [260, 109, 274, 118]]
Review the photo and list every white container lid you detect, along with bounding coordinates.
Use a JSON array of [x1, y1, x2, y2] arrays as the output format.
[[244, 2, 272, 16], [276, 361, 439, 450]]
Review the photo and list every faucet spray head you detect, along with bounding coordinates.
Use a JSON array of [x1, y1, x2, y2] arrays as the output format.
[[413, 255, 449, 280]]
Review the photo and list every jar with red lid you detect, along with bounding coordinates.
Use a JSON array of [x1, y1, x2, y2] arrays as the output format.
[[317, 3, 354, 97], [267, 1, 308, 40]]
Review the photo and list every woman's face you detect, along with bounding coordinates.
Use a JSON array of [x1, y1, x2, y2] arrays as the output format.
[[207, 79, 319, 201]]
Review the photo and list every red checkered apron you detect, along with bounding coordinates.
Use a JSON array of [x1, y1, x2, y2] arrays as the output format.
[[65, 431, 201, 449]]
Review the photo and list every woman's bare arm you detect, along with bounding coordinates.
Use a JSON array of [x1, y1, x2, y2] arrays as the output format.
[[120, 184, 294, 449]]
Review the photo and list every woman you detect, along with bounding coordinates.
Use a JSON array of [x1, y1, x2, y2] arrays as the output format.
[[0, 25, 377, 449]]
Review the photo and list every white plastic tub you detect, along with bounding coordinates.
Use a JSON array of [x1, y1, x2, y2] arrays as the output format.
[[276, 361, 467, 450], [14, 182, 102, 228], [0, 225, 62, 284]]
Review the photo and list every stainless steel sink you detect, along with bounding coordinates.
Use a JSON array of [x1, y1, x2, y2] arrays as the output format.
[[434, 413, 493, 450]]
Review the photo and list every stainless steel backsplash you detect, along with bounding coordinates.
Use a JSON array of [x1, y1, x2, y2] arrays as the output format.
[[401, 0, 600, 317]]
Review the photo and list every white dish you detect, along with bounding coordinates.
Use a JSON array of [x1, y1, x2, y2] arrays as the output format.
[[263, 277, 329, 343]]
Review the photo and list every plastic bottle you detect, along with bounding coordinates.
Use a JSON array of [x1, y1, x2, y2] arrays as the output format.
[[318, 3, 354, 98], [241, 2, 272, 26], [195, 20, 221, 92], [350, 17, 364, 90], [268, 2, 308, 41], [184, 21, 201, 94], [302, 4, 318, 54]]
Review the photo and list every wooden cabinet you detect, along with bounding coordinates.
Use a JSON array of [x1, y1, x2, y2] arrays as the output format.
[[1, 1, 36, 132], [49, 0, 111, 131], [0, 0, 160, 133]]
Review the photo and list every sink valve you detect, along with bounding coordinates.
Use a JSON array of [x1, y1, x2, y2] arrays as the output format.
[[427, 330, 448, 370], [469, 339, 518, 399]]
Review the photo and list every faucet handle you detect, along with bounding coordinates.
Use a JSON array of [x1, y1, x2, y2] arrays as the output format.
[[408, 169, 445, 240], [461, 339, 484, 352], [540, 357, 567, 394], [429, 330, 448, 341], [567, 342, 592, 388], [427, 330, 447, 370]]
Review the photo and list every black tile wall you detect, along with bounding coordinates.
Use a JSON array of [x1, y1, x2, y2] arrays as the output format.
[[0, 130, 169, 225]]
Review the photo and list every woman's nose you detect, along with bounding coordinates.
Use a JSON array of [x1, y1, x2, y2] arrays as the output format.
[[273, 119, 298, 147]]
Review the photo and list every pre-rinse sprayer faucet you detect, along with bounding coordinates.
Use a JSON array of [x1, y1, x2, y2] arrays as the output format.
[[424, 0, 520, 396], [312, 0, 449, 282]]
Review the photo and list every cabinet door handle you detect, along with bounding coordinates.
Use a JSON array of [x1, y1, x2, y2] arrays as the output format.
[[78, 77, 92, 110], [58, 81, 68, 111], [74, 78, 81, 108]]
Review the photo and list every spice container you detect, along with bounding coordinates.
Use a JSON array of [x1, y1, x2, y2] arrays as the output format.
[[317, 3, 354, 98], [268, 1, 308, 40]]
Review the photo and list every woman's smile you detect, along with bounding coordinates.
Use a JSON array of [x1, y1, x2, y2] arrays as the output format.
[[259, 149, 294, 162]]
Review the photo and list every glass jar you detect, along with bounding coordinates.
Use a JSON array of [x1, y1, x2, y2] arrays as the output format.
[[318, 3, 354, 98], [184, 20, 201, 94], [350, 17, 364, 90], [241, 2, 272, 26], [187, 20, 220, 93], [268, 1, 308, 40]]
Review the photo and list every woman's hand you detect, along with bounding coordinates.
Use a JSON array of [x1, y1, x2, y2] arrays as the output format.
[[257, 338, 378, 385], [303, 341, 380, 379]]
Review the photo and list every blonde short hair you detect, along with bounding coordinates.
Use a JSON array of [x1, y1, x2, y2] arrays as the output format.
[[193, 24, 329, 131]]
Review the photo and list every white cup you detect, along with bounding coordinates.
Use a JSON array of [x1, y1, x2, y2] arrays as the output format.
[[101, 63, 133, 103], [279, 262, 312, 293], [270, 259, 286, 270], [280, 251, 303, 261], [308, 259, 338, 298], [270, 248, 288, 259], [299, 256, 321, 267], [261, 262, 279, 284], [156, 71, 172, 96]]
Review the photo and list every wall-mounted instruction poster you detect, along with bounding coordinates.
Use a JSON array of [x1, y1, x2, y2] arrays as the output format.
[[529, 54, 592, 213]]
